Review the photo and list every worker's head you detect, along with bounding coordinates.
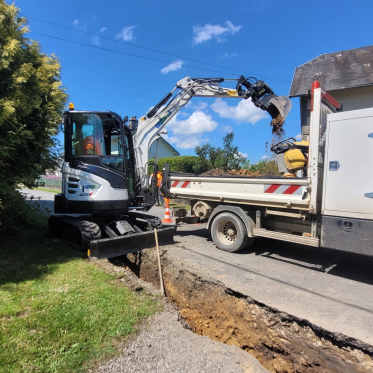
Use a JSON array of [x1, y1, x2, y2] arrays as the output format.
[[86, 143, 94, 155]]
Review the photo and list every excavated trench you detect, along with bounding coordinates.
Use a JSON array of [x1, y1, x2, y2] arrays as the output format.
[[116, 248, 373, 373]]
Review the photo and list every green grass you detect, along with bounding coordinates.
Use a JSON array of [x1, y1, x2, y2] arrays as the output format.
[[0, 213, 160, 373], [35, 187, 60, 194], [169, 204, 191, 210]]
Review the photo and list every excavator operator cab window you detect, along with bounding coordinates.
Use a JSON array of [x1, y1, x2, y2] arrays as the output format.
[[70, 113, 125, 173]]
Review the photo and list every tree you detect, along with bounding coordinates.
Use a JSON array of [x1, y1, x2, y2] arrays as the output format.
[[195, 131, 246, 171], [0, 1, 68, 232]]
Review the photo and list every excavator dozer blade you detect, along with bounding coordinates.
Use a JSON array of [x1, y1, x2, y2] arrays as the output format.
[[267, 95, 292, 121], [88, 226, 175, 260]]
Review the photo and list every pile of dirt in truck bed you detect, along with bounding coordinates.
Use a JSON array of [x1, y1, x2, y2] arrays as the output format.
[[200, 168, 281, 177]]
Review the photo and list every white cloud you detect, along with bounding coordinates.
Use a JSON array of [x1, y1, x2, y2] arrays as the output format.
[[211, 98, 268, 124], [234, 151, 248, 159], [223, 52, 237, 58], [100, 27, 107, 33], [193, 21, 242, 44], [116, 26, 137, 42], [161, 60, 184, 74], [167, 111, 218, 149], [222, 125, 232, 133], [186, 101, 208, 111], [295, 133, 302, 141], [261, 155, 269, 159], [169, 135, 210, 149], [72, 15, 96, 31], [90, 35, 100, 45]]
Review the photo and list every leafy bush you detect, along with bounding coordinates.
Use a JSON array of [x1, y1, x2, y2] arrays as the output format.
[[195, 132, 246, 171], [0, 187, 33, 233], [150, 156, 200, 174], [242, 159, 279, 174], [0, 2, 67, 233]]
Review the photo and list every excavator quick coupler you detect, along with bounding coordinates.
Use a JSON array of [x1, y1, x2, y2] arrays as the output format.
[[236, 75, 292, 122]]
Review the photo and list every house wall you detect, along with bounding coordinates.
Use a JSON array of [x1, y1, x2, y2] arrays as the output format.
[[328, 86, 373, 111], [149, 139, 179, 159], [299, 85, 373, 140]]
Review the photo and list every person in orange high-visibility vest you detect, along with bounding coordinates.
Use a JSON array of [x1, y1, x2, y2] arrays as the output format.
[[155, 171, 164, 206]]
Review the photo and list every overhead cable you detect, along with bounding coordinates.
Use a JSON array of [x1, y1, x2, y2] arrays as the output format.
[[25, 15, 291, 83]]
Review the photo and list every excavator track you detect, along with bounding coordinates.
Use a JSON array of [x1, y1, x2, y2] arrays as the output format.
[[48, 212, 174, 259]]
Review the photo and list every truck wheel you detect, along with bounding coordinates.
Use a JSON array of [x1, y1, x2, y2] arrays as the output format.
[[211, 212, 252, 253]]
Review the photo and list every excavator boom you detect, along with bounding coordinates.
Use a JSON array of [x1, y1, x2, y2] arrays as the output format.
[[133, 75, 292, 188]]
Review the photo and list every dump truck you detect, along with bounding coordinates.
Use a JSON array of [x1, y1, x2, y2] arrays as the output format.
[[161, 81, 373, 256]]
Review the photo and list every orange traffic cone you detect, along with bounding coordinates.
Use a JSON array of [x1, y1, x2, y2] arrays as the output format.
[[162, 198, 173, 223]]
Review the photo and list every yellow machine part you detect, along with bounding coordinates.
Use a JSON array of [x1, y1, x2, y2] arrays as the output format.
[[293, 140, 309, 151], [293, 140, 309, 147], [284, 149, 306, 170]]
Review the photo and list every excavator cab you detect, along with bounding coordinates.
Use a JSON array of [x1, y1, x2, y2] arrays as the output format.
[[54, 109, 137, 215], [50, 107, 174, 259]]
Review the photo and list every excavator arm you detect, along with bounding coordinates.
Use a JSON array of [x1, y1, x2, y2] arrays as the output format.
[[132, 76, 291, 189]]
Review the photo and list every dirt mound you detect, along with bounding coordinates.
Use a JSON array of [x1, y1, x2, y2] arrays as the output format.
[[200, 168, 281, 178], [201, 168, 261, 177]]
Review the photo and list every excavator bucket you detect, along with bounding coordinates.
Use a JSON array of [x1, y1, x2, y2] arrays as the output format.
[[267, 95, 292, 122], [88, 226, 175, 260]]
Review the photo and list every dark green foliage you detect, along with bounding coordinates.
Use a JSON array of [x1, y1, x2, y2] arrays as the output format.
[[150, 156, 200, 174], [242, 159, 280, 174], [0, 2, 67, 232], [195, 131, 246, 171]]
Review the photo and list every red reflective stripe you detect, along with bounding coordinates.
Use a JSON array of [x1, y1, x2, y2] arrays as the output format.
[[283, 185, 301, 194], [265, 184, 281, 193], [171, 181, 179, 188], [181, 181, 190, 188]]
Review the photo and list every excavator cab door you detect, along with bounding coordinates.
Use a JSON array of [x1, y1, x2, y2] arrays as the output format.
[[58, 110, 134, 214]]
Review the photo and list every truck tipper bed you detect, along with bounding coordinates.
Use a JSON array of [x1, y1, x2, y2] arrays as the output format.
[[162, 82, 373, 256]]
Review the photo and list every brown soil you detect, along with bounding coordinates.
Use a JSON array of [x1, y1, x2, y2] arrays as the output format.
[[120, 249, 373, 373], [270, 114, 285, 136], [201, 168, 281, 178]]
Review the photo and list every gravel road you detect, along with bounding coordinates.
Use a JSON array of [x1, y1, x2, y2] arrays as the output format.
[[91, 302, 268, 373], [89, 261, 269, 373]]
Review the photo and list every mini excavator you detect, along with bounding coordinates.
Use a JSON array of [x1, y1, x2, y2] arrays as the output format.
[[49, 75, 291, 259]]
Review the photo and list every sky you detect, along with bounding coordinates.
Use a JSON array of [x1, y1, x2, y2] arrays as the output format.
[[14, 0, 373, 162]]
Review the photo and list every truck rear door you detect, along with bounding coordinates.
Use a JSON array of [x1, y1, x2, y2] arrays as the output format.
[[322, 108, 373, 220]]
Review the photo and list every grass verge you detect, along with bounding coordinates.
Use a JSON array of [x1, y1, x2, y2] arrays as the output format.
[[35, 187, 61, 194], [0, 213, 160, 373]]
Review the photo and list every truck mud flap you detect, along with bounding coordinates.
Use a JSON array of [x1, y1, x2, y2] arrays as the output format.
[[88, 227, 175, 260]]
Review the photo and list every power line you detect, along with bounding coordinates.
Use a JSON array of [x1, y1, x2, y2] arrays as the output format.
[[68, 91, 95, 110], [31, 32, 264, 78], [25, 15, 291, 83]]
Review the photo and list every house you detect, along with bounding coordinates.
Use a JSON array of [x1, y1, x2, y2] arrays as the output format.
[[149, 137, 180, 159], [289, 45, 373, 139]]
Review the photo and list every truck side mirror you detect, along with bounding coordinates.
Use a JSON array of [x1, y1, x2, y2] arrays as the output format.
[[123, 116, 128, 123]]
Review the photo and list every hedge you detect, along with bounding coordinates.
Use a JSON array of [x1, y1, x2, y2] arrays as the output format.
[[149, 156, 202, 174]]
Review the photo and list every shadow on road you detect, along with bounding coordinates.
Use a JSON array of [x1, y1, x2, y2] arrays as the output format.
[[175, 225, 373, 287]]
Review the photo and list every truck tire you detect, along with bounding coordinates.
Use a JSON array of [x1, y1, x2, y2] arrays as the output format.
[[211, 212, 253, 253]]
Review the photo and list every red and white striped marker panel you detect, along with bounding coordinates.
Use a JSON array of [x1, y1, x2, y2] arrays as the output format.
[[171, 180, 191, 188], [264, 184, 302, 195]]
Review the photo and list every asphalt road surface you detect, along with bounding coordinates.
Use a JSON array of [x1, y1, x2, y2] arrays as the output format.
[[24, 189, 373, 347]]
